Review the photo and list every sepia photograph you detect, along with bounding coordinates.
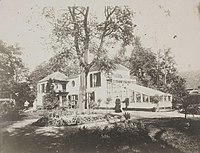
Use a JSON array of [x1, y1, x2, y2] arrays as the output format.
[[1, 0, 200, 153]]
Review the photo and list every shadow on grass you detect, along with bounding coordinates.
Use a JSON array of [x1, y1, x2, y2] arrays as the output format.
[[0, 118, 188, 153], [140, 117, 200, 153], [140, 117, 200, 136], [1, 122, 79, 153]]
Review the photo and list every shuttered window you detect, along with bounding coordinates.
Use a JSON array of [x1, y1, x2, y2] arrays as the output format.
[[90, 74, 93, 87], [41, 84, 45, 93], [90, 72, 101, 87]]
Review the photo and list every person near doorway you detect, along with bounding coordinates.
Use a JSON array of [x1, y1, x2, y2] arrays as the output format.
[[115, 97, 122, 113]]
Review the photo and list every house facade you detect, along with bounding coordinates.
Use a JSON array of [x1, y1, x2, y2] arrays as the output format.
[[36, 65, 172, 110]]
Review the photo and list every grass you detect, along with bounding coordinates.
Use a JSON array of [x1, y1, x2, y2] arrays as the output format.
[[1, 110, 200, 153], [141, 117, 200, 153]]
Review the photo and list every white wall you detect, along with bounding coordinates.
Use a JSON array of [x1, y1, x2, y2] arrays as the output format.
[[86, 71, 108, 103], [67, 77, 80, 95], [36, 81, 47, 106]]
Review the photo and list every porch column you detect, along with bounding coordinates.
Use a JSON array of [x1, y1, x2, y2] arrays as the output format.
[[134, 91, 137, 103], [140, 93, 143, 103], [162, 96, 164, 102], [59, 95, 62, 106], [148, 96, 150, 103]]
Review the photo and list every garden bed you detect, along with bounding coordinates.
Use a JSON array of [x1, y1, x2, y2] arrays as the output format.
[[32, 111, 125, 127]]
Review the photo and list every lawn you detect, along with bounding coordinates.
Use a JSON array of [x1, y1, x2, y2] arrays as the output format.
[[1, 110, 200, 153]]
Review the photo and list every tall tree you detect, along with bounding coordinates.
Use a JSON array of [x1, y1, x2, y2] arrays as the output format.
[[156, 48, 177, 87], [129, 37, 158, 87], [128, 38, 187, 104], [0, 40, 27, 98], [12, 82, 36, 108], [44, 6, 134, 111]]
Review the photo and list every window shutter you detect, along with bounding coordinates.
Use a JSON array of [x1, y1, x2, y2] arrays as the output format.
[[90, 74, 93, 87]]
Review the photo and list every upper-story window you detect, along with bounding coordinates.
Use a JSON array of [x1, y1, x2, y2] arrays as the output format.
[[62, 84, 66, 91], [41, 84, 45, 93], [72, 80, 75, 87], [90, 72, 101, 87]]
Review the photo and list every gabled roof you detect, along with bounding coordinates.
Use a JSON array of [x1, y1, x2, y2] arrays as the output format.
[[67, 75, 79, 80], [90, 64, 129, 72], [39, 71, 68, 83], [115, 64, 130, 71]]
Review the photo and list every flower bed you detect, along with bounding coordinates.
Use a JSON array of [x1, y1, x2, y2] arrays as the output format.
[[32, 110, 127, 127], [33, 114, 108, 127]]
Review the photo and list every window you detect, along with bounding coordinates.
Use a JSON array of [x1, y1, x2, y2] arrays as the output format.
[[164, 96, 167, 101], [168, 96, 171, 101], [62, 84, 66, 91], [69, 95, 78, 101], [88, 92, 95, 101], [68, 95, 78, 109], [41, 84, 45, 93], [143, 94, 149, 102], [55, 83, 58, 89], [72, 80, 75, 87], [131, 92, 135, 103], [90, 72, 101, 87], [136, 93, 141, 103]]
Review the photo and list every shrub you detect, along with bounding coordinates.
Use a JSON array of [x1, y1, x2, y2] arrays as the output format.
[[97, 98, 102, 108], [182, 94, 200, 118], [123, 112, 131, 120], [152, 107, 157, 112], [106, 97, 112, 105], [0, 99, 20, 120], [33, 113, 106, 127], [151, 95, 161, 104], [65, 121, 151, 152], [32, 116, 49, 126], [43, 79, 60, 110]]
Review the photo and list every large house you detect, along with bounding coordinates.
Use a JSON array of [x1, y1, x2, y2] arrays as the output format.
[[36, 64, 172, 110]]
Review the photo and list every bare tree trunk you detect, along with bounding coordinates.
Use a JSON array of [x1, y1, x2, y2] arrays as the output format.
[[78, 70, 85, 113]]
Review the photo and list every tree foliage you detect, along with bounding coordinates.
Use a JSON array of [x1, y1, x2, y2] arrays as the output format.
[[198, 2, 200, 17], [128, 37, 187, 104], [12, 82, 36, 109], [43, 6, 135, 110], [43, 79, 59, 110], [0, 40, 29, 100], [47, 6, 134, 67], [129, 37, 157, 87], [182, 94, 200, 118], [0, 40, 26, 96]]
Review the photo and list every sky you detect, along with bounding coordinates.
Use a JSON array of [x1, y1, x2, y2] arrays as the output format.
[[0, 0, 200, 72]]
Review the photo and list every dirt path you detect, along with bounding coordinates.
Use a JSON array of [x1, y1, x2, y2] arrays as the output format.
[[1, 111, 79, 153]]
